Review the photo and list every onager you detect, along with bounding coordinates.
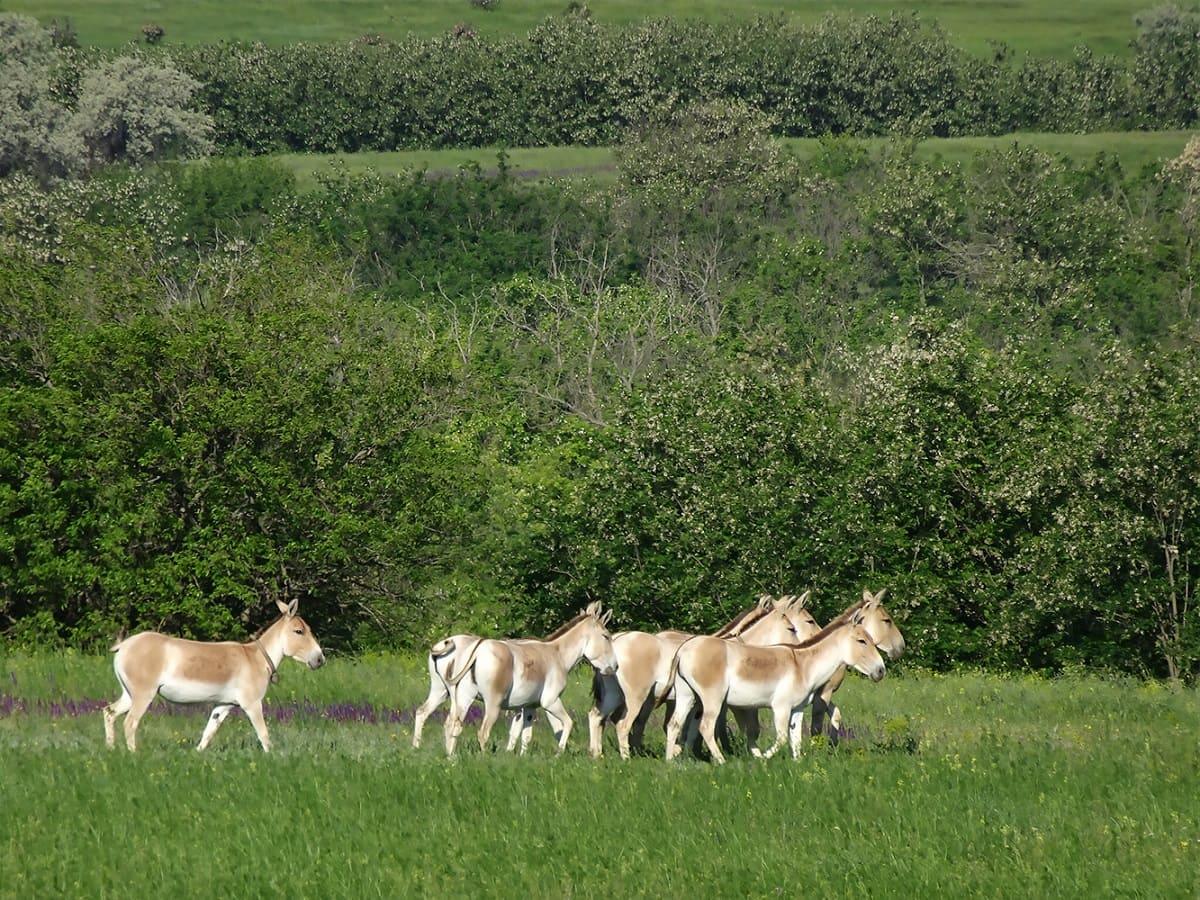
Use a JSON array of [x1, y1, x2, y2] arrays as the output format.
[[443, 601, 617, 756], [412, 632, 489, 749], [663, 603, 886, 764], [103, 598, 325, 752], [588, 592, 820, 759], [807, 588, 906, 743]]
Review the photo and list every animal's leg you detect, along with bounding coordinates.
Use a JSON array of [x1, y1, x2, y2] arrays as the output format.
[[664, 686, 696, 761], [103, 690, 132, 749], [588, 671, 623, 758], [683, 708, 703, 756], [696, 705, 727, 765], [518, 709, 536, 754], [541, 698, 573, 752], [715, 706, 735, 754], [444, 689, 465, 756], [760, 705, 790, 759], [122, 691, 157, 752], [827, 703, 843, 745], [788, 707, 806, 758], [476, 700, 503, 752], [444, 677, 476, 756], [627, 695, 655, 756], [732, 707, 761, 757], [614, 694, 651, 760], [412, 661, 449, 749], [809, 696, 828, 738], [505, 710, 527, 752], [609, 679, 648, 759], [197, 704, 236, 750], [242, 700, 272, 752]]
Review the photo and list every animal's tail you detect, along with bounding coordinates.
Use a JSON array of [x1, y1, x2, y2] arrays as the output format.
[[653, 638, 690, 707], [109, 628, 128, 653], [445, 637, 485, 687], [430, 637, 456, 658]]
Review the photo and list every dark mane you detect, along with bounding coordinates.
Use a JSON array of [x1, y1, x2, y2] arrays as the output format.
[[543, 610, 589, 641], [713, 605, 769, 638]]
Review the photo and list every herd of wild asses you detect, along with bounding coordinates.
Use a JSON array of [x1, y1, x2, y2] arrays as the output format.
[[101, 590, 904, 762]]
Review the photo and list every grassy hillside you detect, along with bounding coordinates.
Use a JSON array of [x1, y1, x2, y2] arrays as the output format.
[[8, 0, 1155, 59], [277, 131, 1195, 191]]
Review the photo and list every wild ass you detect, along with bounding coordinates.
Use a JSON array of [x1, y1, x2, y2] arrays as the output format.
[[806, 588, 905, 743], [412, 632, 488, 749], [103, 598, 325, 752], [662, 601, 886, 764], [588, 592, 820, 758], [443, 601, 618, 756]]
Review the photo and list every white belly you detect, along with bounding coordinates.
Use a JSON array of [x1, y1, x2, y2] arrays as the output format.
[[158, 677, 238, 705]]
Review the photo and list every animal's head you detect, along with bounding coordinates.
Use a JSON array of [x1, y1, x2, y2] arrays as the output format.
[[736, 591, 820, 645], [776, 591, 820, 641], [857, 588, 905, 659], [276, 598, 326, 669], [582, 601, 618, 676], [844, 607, 886, 683]]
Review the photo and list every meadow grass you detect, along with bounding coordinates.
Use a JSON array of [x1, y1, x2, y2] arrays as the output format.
[[7, 0, 1153, 59], [2, 652, 1197, 898], [278, 132, 1196, 192]]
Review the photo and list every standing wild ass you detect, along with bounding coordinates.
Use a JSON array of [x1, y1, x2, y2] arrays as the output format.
[[588, 592, 820, 758], [443, 601, 618, 756], [806, 588, 905, 743], [412, 631, 487, 749], [103, 598, 325, 751], [663, 600, 887, 764]]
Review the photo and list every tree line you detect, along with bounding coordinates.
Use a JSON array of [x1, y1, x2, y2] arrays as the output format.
[[0, 12, 1198, 679]]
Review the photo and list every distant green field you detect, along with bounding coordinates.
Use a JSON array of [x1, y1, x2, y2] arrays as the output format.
[[1, 653, 1197, 897], [6, 0, 1154, 59], [278, 131, 1195, 191]]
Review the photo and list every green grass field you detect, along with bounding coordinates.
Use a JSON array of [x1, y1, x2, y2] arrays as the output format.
[[2, 652, 1197, 898], [6, 0, 1155, 59], [277, 131, 1196, 191]]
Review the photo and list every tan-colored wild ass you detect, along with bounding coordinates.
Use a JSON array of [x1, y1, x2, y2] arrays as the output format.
[[443, 601, 618, 756], [103, 598, 325, 752], [662, 600, 887, 764], [412, 632, 488, 749], [588, 592, 820, 759], [806, 588, 905, 744]]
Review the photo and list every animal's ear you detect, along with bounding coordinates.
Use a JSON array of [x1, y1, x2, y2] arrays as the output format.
[[792, 590, 812, 610], [873, 588, 888, 604], [585, 600, 602, 618], [600, 609, 613, 626], [277, 597, 298, 617], [758, 594, 774, 611], [849, 607, 866, 625]]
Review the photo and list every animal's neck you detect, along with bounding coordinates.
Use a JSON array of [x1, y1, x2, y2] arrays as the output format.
[[549, 627, 586, 670], [795, 626, 852, 687], [252, 621, 287, 671]]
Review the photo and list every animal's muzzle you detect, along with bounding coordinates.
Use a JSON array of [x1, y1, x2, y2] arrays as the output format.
[[309, 652, 327, 669], [869, 665, 886, 683]]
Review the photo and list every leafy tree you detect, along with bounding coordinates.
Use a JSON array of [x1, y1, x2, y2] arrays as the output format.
[[0, 14, 212, 180]]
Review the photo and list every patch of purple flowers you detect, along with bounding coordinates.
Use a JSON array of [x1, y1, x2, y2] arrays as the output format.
[[0, 693, 482, 726]]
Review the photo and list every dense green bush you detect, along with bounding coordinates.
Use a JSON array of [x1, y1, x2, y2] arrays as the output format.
[[168, 11, 1170, 155]]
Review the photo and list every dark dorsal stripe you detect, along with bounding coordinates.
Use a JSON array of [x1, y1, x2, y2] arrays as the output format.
[[713, 605, 769, 638], [790, 617, 852, 650]]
